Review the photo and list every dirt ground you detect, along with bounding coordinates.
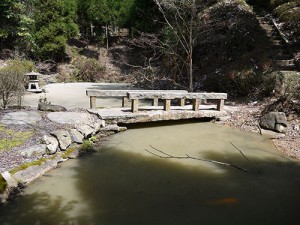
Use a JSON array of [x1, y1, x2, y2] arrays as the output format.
[[218, 103, 300, 159]]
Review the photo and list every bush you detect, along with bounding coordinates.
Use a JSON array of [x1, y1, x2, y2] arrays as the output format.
[[75, 58, 106, 82], [0, 60, 35, 108]]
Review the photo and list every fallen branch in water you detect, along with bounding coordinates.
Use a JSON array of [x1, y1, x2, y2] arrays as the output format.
[[230, 141, 252, 164], [145, 145, 249, 173]]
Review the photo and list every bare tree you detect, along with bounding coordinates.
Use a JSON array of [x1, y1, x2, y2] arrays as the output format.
[[0, 69, 25, 109], [153, 0, 198, 91]]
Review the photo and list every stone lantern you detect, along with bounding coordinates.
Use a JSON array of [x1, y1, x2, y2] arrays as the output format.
[[24, 71, 43, 93]]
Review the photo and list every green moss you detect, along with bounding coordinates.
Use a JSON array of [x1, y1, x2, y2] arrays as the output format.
[[61, 147, 77, 159], [0, 174, 8, 194], [0, 126, 34, 152], [9, 158, 46, 175]]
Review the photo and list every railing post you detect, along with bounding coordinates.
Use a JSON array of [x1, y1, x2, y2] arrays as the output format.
[[152, 97, 159, 106], [131, 99, 139, 112], [178, 98, 185, 106], [164, 99, 171, 111], [217, 99, 224, 111], [122, 96, 129, 107], [90, 96, 96, 109], [192, 99, 200, 111]]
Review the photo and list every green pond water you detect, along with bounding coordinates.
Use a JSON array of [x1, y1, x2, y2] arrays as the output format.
[[1, 120, 300, 225]]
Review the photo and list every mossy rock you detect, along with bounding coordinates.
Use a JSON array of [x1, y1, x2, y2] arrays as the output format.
[[0, 125, 34, 152], [0, 174, 8, 194]]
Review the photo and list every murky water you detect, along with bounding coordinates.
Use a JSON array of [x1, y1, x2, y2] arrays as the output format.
[[1, 121, 300, 225]]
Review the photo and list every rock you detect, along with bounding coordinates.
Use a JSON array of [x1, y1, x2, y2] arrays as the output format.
[[47, 112, 91, 125], [216, 116, 231, 121], [38, 102, 67, 112], [92, 120, 106, 134], [261, 129, 286, 139], [76, 124, 94, 138], [293, 124, 300, 131], [1, 171, 18, 188], [19, 144, 47, 158], [100, 124, 127, 132], [43, 135, 59, 154], [50, 130, 72, 150], [260, 112, 288, 133], [70, 129, 84, 144], [1, 111, 42, 125]]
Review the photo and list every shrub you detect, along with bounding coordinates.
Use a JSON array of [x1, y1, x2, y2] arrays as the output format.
[[0, 60, 35, 108], [75, 58, 106, 82]]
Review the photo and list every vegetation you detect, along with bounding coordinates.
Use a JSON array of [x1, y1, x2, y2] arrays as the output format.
[[0, 60, 35, 108], [80, 139, 95, 153], [0, 125, 34, 152], [32, 0, 78, 61], [75, 58, 106, 82], [0, 0, 298, 98], [61, 147, 77, 159], [9, 158, 46, 175]]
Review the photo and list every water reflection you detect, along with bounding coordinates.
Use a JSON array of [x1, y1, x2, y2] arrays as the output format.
[[1, 121, 300, 225]]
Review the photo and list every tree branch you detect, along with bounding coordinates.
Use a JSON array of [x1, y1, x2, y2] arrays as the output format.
[[145, 145, 249, 172]]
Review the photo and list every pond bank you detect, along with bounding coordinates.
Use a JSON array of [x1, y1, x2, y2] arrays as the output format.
[[1, 102, 299, 204]]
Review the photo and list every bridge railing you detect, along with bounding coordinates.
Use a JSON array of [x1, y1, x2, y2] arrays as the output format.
[[86, 89, 227, 112]]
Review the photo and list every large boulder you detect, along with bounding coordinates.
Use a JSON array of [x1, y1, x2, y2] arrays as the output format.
[[260, 112, 288, 133], [50, 130, 72, 150], [38, 103, 67, 112]]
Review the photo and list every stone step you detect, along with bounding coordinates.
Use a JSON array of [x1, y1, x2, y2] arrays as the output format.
[[275, 54, 294, 60], [276, 59, 294, 66], [276, 64, 297, 71], [271, 39, 284, 45], [275, 49, 291, 55]]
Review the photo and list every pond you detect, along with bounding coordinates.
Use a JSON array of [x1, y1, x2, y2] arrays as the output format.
[[1, 120, 300, 225]]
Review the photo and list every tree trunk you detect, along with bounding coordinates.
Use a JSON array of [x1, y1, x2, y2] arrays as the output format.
[[188, 0, 196, 92]]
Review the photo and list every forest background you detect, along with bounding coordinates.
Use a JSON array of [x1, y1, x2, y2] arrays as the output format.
[[0, 0, 299, 100]]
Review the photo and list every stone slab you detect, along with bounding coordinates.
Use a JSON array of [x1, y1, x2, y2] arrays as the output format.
[[128, 92, 227, 100], [19, 144, 47, 158], [86, 89, 187, 97], [89, 105, 227, 124], [0, 111, 42, 125], [47, 112, 91, 125]]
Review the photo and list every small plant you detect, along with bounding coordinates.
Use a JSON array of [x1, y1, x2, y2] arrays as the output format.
[[39, 94, 51, 104], [80, 140, 95, 153]]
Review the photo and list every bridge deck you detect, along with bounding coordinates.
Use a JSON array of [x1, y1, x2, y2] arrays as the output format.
[[88, 104, 227, 124]]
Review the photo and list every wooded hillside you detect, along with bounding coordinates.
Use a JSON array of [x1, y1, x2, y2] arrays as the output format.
[[0, 0, 299, 97]]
